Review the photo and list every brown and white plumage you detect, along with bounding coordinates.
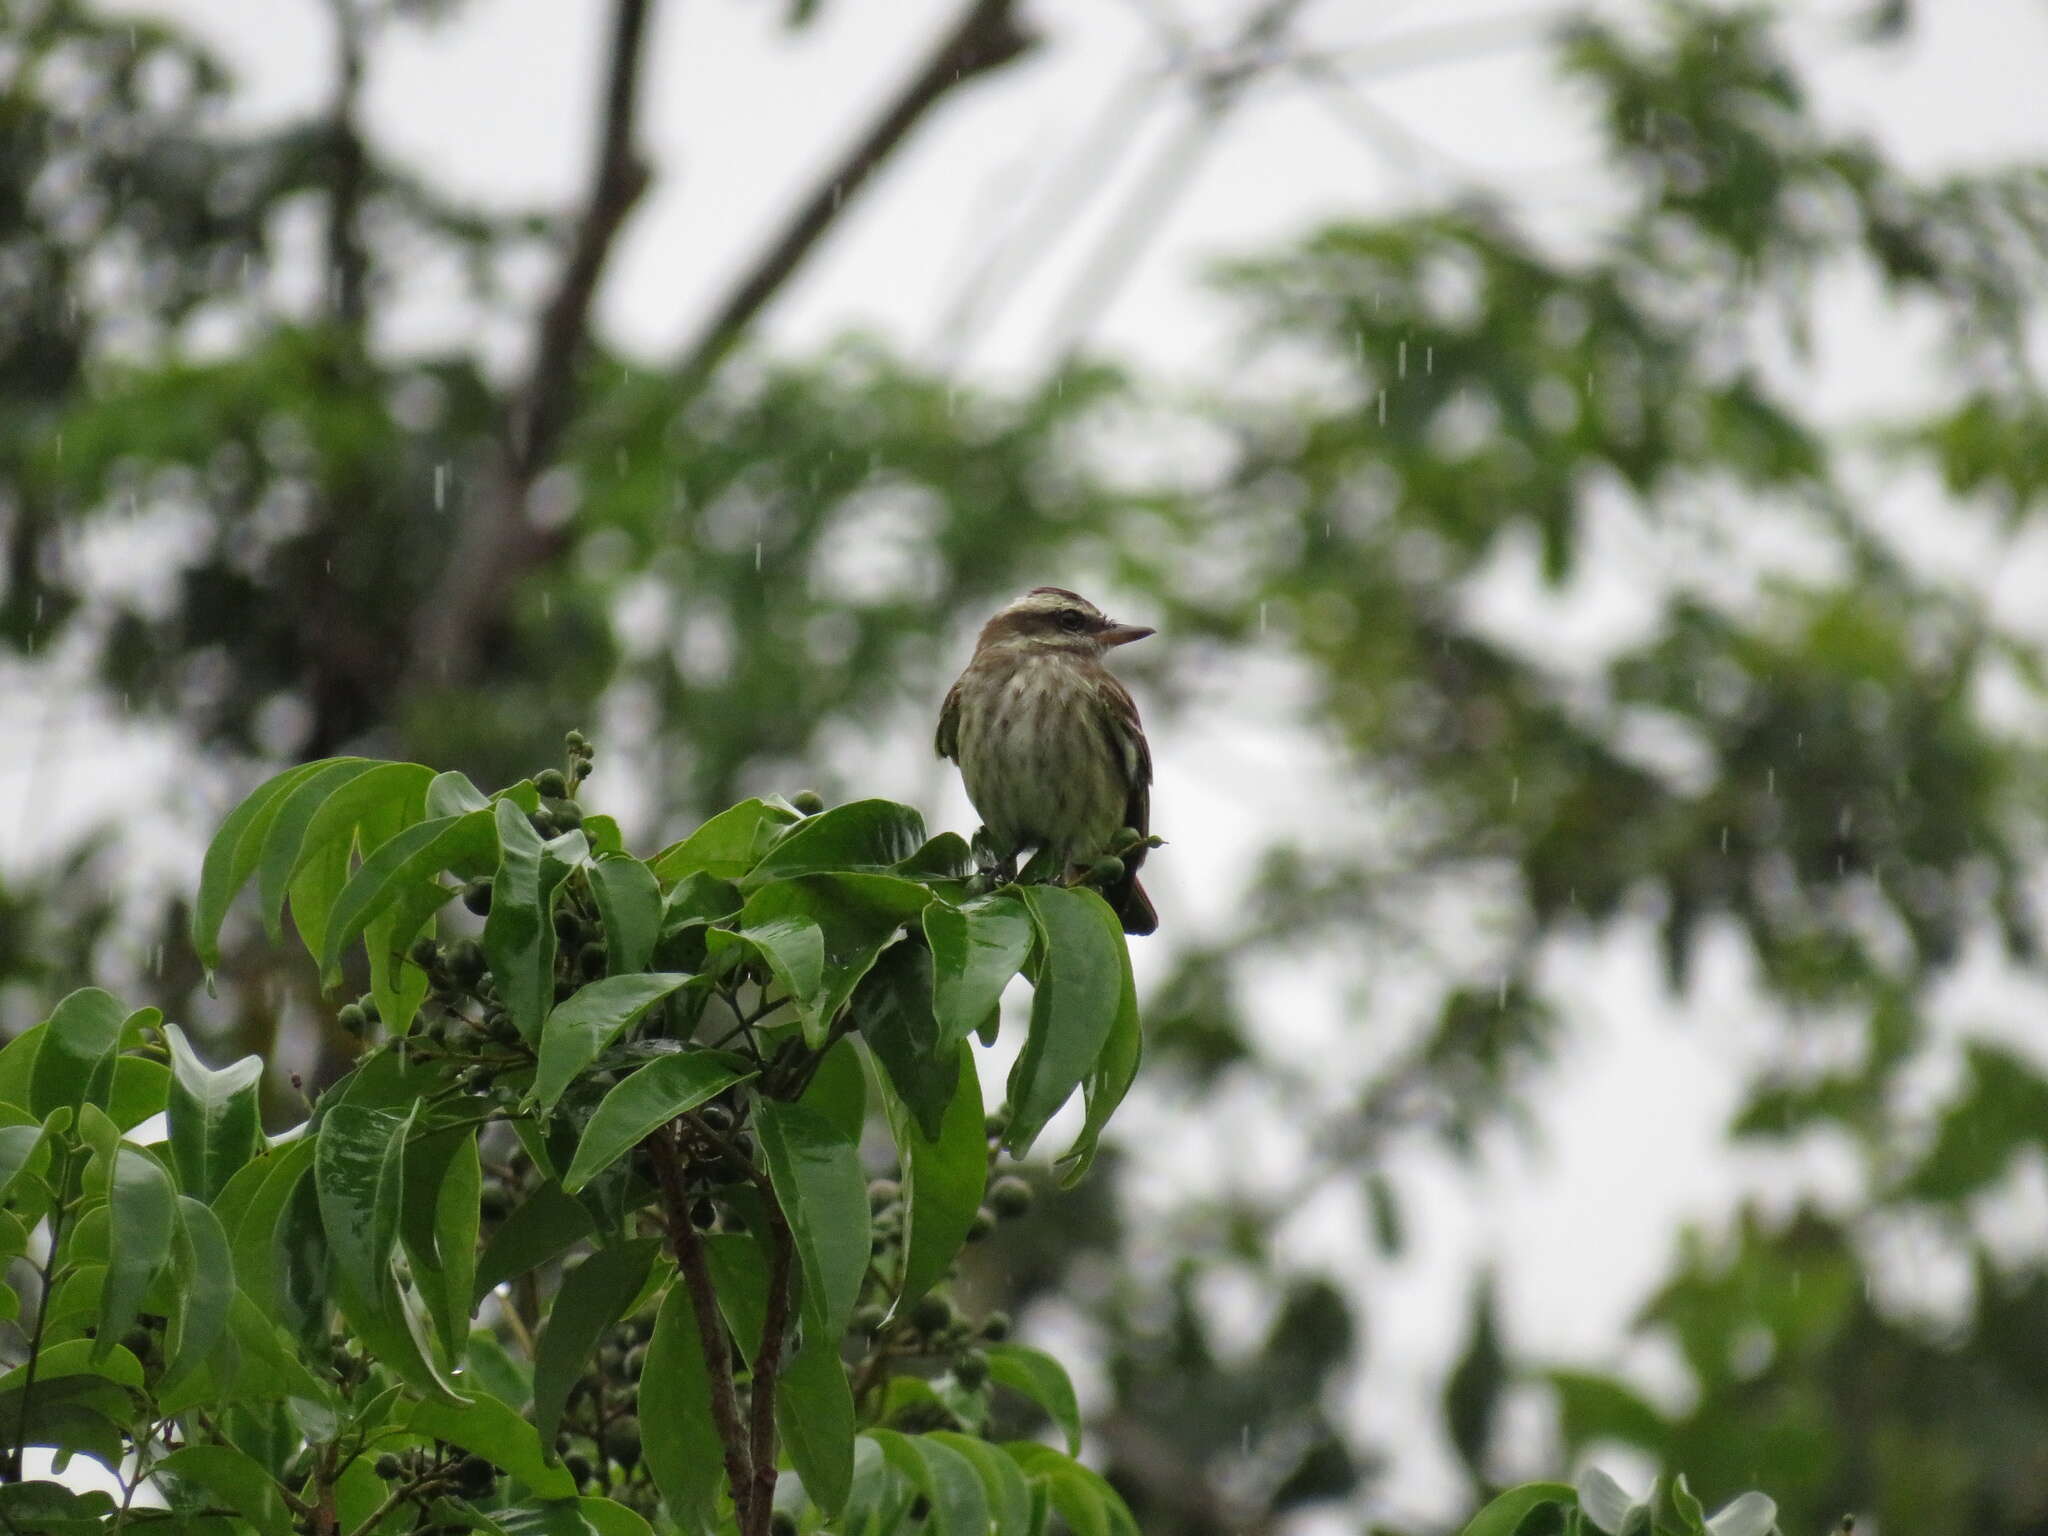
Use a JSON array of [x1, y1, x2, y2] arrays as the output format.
[[937, 587, 1158, 935]]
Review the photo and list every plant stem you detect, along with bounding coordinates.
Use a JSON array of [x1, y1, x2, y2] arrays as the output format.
[[651, 1124, 755, 1527], [743, 1197, 797, 1536], [9, 1142, 79, 1480]]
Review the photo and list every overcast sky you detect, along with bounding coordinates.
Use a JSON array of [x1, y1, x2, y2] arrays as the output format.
[[41, 0, 2048, 1523]]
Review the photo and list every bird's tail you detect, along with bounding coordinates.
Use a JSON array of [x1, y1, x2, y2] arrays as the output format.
[[1111, 872, 1157, 936]]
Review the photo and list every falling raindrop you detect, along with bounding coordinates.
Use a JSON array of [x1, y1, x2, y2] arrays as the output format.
[[1497, 976, 1508, 1008], [1720, 825, 1729, 853], [1397, 340, 1408, 379], [755, 541, 764, 573], [1377, 390, 1387, 426], [1424, 346, 1434, 374], [1766, 767, 1775, 795], [1258, 602, 1268, 634], [434, 463, 448, 508], [542, 594, 552, 618], [1510, 776, 1520, 806]]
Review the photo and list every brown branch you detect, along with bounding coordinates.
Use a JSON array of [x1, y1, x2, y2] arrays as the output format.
[[407, 0, 655, 691], [671, 0, 1039, 391], [743, 1198, 798, 1536], [652, 1124, 756, 1526], [323, 0, 370, 332]]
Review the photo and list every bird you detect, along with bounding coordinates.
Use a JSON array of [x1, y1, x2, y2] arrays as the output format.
[[935, 587, 1158, 935]]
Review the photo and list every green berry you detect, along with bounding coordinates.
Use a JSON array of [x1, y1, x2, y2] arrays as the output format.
[[790, 789, 826, 816], [409, 936, 441, 969], [530, 808, 558, 838], [770, 1513, 799, 1536], [457, 1453, 496, 1495], [358, 995, 381, 1024], [624, 1344, 647, 1381], [989, 1175, 1034, 1219], [1088, 854, 1125, 884], [698, 1102, 734, 1135], [852, 1303, 888, 1335], [536, 768, 568, 799], [564, 1451, 593, 1487], [967, 1206, 996, 1241], [553, 908, 586, 944], [603, 1416, 641, 1469], [445, 938, 487, 988], [954, 1349, 990, 1390], [979, 1310, 1012, 1342], [578, 941, 608, 978], [337, 1003, 368, 1036], [910, 1293, 952, 1336], [553, 800, 584, 831], [691, 1198, 718, 1229], [462, 878, 493, 915], [375, 1452, 403, 1480], [983, 1107, 1009, 1139], [480, 1181, 512, 1220]]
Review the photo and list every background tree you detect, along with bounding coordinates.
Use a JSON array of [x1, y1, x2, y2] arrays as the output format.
[[5, 0, 2048, 1532]]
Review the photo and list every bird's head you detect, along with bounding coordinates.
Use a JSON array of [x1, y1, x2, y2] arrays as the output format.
[[975, 587, 1155, 659]]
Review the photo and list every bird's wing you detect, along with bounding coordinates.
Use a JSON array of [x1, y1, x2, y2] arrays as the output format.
[[935, 676, 963, 762], [1099, 671, 1151, 841]]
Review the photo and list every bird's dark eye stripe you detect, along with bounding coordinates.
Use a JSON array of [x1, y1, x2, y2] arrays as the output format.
[[1058, 610, 1086, 632]]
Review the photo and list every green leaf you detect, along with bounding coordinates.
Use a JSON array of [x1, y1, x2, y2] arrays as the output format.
[[465, 1330, 533, 1411], [107, 1057, 170, 1131], [741, 798, 926, 888], [435, 1132, 483, 1362], [427, 769, 492, 817], [778, 1329, 857, 1516], [589, 854, 662, 975], [929, 1431, 1033, 1536], [853, 941, 956, 1141], [155, 1444, 293, 1536], [755, 1098, 870, 1342], [315, 1103, 410, 1306], [1055, 914, 1140, 1188], [532, 973, 695, 1112], [650, 798, 801, 884], [162, 1197, 234, 1393], [487, 799, 578, 1045], [0, 1121, 51, 1204], [410, 1393, 577, 1499], [227, 1136, 317, 1309], [924, 894, 1033, 1052], [320, 808, 498, 975], [562, 1052, 754, 1193], [192, 761, 331, 975], [709, 874, 931, 1048], [1002, 1444, 1137, 1536], [1705, 1493, 1778, 1536], [474, 1181, 596, 1303], [913, 1432, 991, 1536], [880, 1042, 985, 1315], [1006, 887, 1125, 1156], [29, 989, 128, 1120], [532, 1238, 661, 1453], [254, 757, 383, 943], [97, 1146, 177, 1361], [164, 1024, 264, 1203], [1458, 1487, 1583, 1536], [1578, 1469, 1637, 1535], [985, 1344, 1081, 1455], [639, 1282, 725, 1531], [0, 1024, 44, 1116], [801, 1035, 868, 1145]]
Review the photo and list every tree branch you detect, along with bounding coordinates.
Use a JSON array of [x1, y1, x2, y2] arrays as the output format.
[[652, 1124, 756, 1526], [408, 0, 655, 690], [672, 0, 1039, 391], [323, 0, 370, 333], [743, 1198, 798, 1536]]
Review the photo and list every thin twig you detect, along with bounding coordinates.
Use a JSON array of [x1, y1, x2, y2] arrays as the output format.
[[651, 1124, 755, 1526], [744, 1200, 797, 1536], [672, 0, 1038, 391]]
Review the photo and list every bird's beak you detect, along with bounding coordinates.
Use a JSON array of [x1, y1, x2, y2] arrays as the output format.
[[1100, 622, 1155, 647]]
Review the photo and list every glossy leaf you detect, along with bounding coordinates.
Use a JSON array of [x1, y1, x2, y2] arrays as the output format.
[[853, 940, 956, 1141], [29, 989, 127, 1120], [474, 1180, 596, 1302], [487, 799, 577, 1045], [531, 1238, 661, 1452], [1706, 1493, 1779, 1536], [778, 1328, 857, 1516], [930, 1431, 1034, 1536], [320, 808, 497, 974], [801, 1034, 868, 1145], [650, 797, 801, 884], [1055, 923, 1141, 1188], [741, 797, 926, 887], [411, 1393, 577, 1499], [315, 1104, 410, 1307], [163, 1023, 264, 1203], [532, 973, 694, 1111], [915, 1432, 991, 1536], [709, 873, 931, 1047], [96, 1146, 177, 1361], [589, 853, 662, 975], [639, 1281, 725, 1531], [755, 1098, 871, 1342], [254, 757, 382, 943], [426, 769, 492, 817], [1005, 887, 1126, 1156], [924, 894, 1033, 1052], [562, 1051, 754, 1193], [882, 1041, 985, 1315], [1458, 1485, 1583, 1536], [155, 1444, 292, 1535], [161, 1196, 234, 1393], [191, 761, 331, 974], [986, 1344, 1082, 1455]]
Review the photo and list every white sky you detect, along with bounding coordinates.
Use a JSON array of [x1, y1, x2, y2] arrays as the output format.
[[37, 0, 2048, 1525]]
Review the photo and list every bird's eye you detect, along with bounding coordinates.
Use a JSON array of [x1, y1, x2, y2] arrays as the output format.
[[1058, 611, 1086, 633]]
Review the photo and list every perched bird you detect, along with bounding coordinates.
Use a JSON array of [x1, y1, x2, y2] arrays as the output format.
[[936, 587, 1158, 935]]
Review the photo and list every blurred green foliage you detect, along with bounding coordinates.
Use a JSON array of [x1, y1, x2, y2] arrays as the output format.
[[4, 0, 2048, 1532]]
